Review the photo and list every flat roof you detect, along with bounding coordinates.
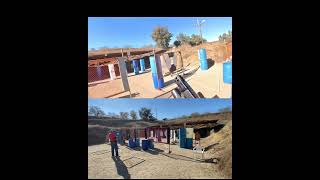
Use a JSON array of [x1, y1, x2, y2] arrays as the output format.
[[88, 48, 165, 60]]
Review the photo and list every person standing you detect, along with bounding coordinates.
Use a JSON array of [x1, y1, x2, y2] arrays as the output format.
[[195, 131, 201, 145], [107, 130, 119, 157]]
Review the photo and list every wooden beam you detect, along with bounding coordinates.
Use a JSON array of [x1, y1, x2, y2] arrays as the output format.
[[162, 119, 219, 127], [149, 120, 219, 128], [151, 122, 219, 129], [128, 49, 166, 60]]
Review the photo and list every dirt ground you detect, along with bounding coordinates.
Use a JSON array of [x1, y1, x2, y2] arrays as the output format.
[[88, 63, 231, 99], [186, 63, 231, 98], [88, 69, 178, 98], [88, 41, 232, 99], [88, 141, 226, 179], [175, 42, 231, 66]]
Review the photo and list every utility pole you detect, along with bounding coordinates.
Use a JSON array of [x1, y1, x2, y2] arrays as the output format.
[[196, 18, 206, 44]]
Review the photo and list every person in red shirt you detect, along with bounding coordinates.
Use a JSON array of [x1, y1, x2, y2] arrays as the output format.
[[107, 130, 119, 157]]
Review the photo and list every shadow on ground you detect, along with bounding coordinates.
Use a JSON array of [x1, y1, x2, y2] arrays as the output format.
[[112, 156, 131, 179], [154, 91, 173, 98], [207, 58, 215, 69], [88, 80, 110, 87], [164, 79, 176, 87], [88, 76, 123, 87], [127, 69, 151, 77], [124, 146, 142, 151], [123, 146, 164, 155], [118, 92, 140, 98], [160, 152, 216, 164], [164, 66, 200, 87], [197, 92, 205, 98], [212, 95, 220, 98], [145, 147, 164, 155], [204, 143, 220, 151]]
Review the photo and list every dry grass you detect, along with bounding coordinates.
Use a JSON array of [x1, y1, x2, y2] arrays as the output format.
[[200, 120, 232, 178], [173, 41, 231, 68], [88, 118, 160, 128]]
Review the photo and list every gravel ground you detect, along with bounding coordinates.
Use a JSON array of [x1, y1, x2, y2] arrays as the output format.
[[88, 141, 226, 179]]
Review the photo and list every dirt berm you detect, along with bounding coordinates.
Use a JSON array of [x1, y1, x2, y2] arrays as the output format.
[[201, 120, 232, 178], [88, 118, 160, 146], [173, 41, 232, 69]]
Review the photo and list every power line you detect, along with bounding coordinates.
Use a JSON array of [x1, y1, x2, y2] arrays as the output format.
[[195, 18, 206, 44]]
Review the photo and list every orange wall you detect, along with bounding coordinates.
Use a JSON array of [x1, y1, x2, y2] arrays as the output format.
[[225, 42, 232, 59]]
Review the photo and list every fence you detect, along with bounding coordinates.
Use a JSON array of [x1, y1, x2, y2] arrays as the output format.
[[88, 57, 152, 83], [88, 58, 117, 83]]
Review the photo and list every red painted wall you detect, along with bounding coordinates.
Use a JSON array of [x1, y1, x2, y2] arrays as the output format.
[[88, 63, 121, 83]]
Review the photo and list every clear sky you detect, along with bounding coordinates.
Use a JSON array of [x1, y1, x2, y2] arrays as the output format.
[[88, 17, 232, 49], [88, 98, 232, 120]]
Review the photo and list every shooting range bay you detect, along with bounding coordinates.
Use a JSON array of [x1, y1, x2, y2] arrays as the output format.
[[88, 17, 232, 98], [88, 98, 232, 179]]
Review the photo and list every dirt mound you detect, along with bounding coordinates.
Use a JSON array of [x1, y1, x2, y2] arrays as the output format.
[[88, 125, 110, 146], [88, 118, 160, 129], [201, 120, 232, 178], [88, 118, 161, 146], [173, 41, 232, 68]]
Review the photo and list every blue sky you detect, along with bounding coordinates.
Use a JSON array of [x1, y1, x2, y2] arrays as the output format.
[[88, 17, 232, 49], [88, 99, 232, 120]]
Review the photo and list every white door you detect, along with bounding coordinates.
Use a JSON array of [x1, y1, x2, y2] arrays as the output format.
[[108, 64, 116, 80]]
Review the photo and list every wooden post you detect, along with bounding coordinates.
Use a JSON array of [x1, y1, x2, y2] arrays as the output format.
[[167, 127, 170, 144], [144, 128, 147, 139], [127, 50, 132, 98], [218, 62, 221, 92], [118, 57, 131, 97]]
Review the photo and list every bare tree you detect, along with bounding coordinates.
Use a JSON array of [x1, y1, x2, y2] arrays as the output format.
[[139, 108, 156, 121], [88, 106, 106, 117], [119, 112, 129, 119], [190, 34, 207, 46], [130, 110, 137, 120], [176, 33, 191, 45], [151, 26, 173, 49]]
